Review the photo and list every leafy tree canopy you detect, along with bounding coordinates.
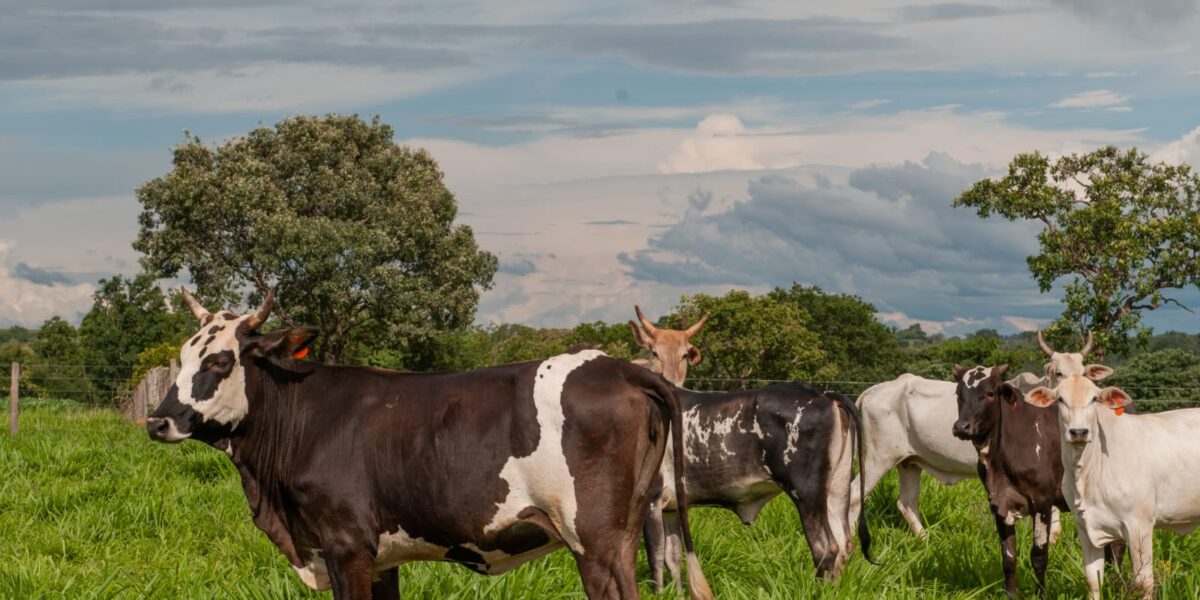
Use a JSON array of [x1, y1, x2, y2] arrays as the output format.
[[134, 114, 497, 363], [955, 146, 1200, 358]]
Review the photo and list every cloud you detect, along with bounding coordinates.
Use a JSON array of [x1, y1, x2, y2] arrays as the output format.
[[850, 99, 893, 110], [1048, 0, 1198, 30], [659, 113, 764, 173], [0, 241, 95, 327], [585, 219, 639, 226], [1151, 125, 1200, 168], [1084, 70, 1137, 78], [1049, 89, 1131, 110], [497, 257, 537, 276], [895, 3, 1009, 22], [620, 153, 1061, 329], [878, 311, 985, 335], [1003, 315, 1043, 331]]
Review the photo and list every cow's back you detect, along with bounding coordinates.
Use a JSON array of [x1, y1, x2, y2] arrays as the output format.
[[858, 374, 976, 481]]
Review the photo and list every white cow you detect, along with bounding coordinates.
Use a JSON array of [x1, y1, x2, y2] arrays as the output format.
[[1025, 375, 1200, 599], [849, 331, 1106, 540]]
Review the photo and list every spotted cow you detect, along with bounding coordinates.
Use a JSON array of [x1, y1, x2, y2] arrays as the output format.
[[952, 364, 1066, 598], [629, 308, 871, 592], [147, 290, 713, 600]]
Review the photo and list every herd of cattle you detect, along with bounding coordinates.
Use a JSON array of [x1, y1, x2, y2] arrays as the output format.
[[142, 290, 1200, 599]]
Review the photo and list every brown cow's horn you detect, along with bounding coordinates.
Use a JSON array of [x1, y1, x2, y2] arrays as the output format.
[[1036, 329, 1054, 357], [634, 305, 658, 335], [684, 312, 710, 338], [244, 291, 274, 330], [1080, 331, 1094, 357], [180, 287, 210, 321]]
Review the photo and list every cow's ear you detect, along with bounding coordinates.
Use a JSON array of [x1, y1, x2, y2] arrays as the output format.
[[998, 383, 1022, 405], [1025, 386, 1056, 408], [686, 346, 702, 366], [1098, 387, 1132, 410], [952, 364, 969, 381], [245, 327, 319, 359], [992, 364, 1009, 379], [629, 320, 653, 350], [1085, 364, 1114, 381]]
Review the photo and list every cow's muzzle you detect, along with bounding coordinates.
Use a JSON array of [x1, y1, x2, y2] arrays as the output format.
[[146, 417, 189, 443], [952, 420, 976, 441], [1067, 428, 1090, 445]]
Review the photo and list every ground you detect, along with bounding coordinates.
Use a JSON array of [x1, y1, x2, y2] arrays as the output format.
[[2, 400, 1198, 599]]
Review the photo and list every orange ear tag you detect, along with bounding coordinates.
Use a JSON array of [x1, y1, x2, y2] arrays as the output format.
[[1114, 406, 1125, 416], [293, 346, 309, 360], [1011, 401, 1018, 413]]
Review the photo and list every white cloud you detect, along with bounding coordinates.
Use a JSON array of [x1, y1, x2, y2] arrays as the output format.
[[0, 240, 95, 327], [1084, 70, 1137, 78], [1152, 125, 1200, 168], [850, 98, 893, 110], [877, 311, 985, 335], [1049, 89, 1131, 110], [1003, 315, 1043, 332], [659, 113, 765, 174]]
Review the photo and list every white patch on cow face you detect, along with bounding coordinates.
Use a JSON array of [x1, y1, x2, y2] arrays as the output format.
[[486, 350, 604, 553], [175, 313, 253, 427], [963, 366, 992, 388]]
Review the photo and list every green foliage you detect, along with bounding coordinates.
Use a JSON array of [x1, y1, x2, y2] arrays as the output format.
[[134, 114, 497, 363], [0, 342, 35, 398], [955, 146, 1200, 358], [78, 274, 192, 404], [668, 290, 834, 389], [903, 331, 1040, 381], [1108, 349, 1200, 412], [768, 284, 905, 381], [129, 341, 184, 388], [26, 317, 91, 401], [0, 325, 36, 345]]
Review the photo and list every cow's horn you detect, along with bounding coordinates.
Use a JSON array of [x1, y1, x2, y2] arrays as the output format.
[[684, 313, 710, 338], [180, 287, 210, 321], [1036, 329, 1054, 357], [1080, 331, 1094, 357], [634, 305, 658, 335], [244, 291, 274, 330]]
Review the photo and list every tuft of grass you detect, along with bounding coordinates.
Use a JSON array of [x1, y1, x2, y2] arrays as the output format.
[[2, 400, 1198, 598]]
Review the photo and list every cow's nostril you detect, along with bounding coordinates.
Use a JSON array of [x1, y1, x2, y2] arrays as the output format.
[[1069, 428, 1089, 439]]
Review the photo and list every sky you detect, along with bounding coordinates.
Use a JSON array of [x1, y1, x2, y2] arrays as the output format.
[[2, 0, 1200, 335]]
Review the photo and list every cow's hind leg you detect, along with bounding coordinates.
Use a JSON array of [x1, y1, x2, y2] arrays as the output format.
[[992, 511, 1018, 598], [789, 493, 840, 579], [643, 501, 667, 593], [896, 462, 926, 537], [1031, 511, 1051, 597], [1125, 524, 1155, 599], [323, 545, 375, 600], [661, 510, 684, 591], [574, 527, 642, 600], [371, 567, 400, 600]]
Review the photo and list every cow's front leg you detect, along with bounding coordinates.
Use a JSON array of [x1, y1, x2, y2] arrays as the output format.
[[1125, 524, 1155, 599], [661, 509, 684, 592], [992, 510, 1018, 598], [371, 567, 400, 600], [1031, 511, 1051, 597], [643, 500, 667, 593], [896, 463, 926, 537], [1049, 507, 1062, 544], [1077, 518, 1106, 600], [323, 540, 375, 600]]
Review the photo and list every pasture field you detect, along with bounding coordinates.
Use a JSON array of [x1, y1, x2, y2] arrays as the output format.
[[2, 400, 1199, 599]]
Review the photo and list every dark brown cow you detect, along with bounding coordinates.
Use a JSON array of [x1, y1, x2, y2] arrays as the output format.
[[146, 290, 713, 600], [952, 364, 1066, 598]]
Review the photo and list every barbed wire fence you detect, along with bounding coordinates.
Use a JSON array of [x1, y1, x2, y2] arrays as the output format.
[[5, 363, 1200, 437]]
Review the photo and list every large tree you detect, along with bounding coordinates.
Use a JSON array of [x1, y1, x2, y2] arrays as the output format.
[[667, 290, 833, 390], [768, 284, 904, 381], [134, 114, 497, 363], [955, 146, 1200, 358]]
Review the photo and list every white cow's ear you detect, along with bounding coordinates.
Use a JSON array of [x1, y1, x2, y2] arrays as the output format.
[[1085, 364, 1114, 381], [1098, 387, 1132, 410], [1025, 386, 1056, 407]]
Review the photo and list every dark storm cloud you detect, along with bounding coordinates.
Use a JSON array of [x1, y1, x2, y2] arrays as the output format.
[[13, 263, 73, 285], [620, 154, 1050, 322]]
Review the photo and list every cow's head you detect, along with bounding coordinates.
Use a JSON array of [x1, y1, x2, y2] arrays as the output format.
[[1036, 329, 1113, 387], [1024, 375, 1131, 446], [147, 288, 317, 444], [951, 364, 1017, 442], [628, 306, 708, 387]]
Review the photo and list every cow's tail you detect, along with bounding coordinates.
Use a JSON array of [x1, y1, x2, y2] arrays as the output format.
[[638, 370, 714, 600], [826, 390, 875, 565]]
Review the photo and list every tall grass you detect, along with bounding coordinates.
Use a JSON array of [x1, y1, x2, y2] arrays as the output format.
[[1, 400, 1198, 598]]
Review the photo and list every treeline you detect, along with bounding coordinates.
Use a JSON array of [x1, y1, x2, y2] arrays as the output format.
[[4, 282, 1197, 407]]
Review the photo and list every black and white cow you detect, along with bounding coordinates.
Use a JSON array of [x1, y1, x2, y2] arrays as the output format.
[[146, 290, 713, 600], [630, 309, 871, 591]]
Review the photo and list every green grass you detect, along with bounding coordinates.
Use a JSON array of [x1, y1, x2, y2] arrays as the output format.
[[2, 400, 1199, 599]]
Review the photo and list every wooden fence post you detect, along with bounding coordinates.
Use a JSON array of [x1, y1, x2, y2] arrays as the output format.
[[9, 362, 18, 437]]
